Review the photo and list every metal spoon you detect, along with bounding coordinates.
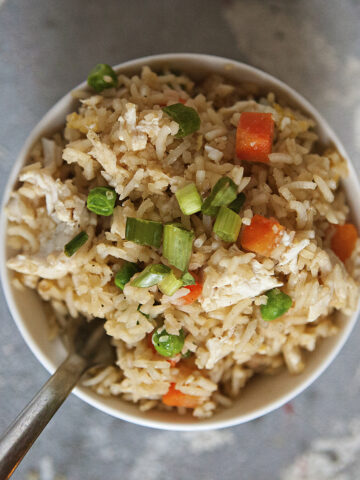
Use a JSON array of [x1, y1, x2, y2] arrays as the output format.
[[0, 317, 116, 479]]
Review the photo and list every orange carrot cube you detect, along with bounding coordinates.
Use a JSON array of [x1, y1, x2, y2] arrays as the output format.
[[240, 214, 284, 256], [331, 223, 357, 262], [162, 383, 200, 409], [236, 112, 274, 164]]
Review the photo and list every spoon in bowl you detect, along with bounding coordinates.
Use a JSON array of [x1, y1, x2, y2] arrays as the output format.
[[0, 317, 116, 479]]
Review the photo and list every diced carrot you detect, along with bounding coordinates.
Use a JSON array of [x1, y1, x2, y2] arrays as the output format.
[[240, 214, 284, 257], [331, 223, 358, 262], [178, 273, 203, 305], [236, 112, 274, 164], [180, 283, 203, 305], [162, 383, 200, 408]]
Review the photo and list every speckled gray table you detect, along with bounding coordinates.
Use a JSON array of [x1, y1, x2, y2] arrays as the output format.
[[1, 1, 360, 479]]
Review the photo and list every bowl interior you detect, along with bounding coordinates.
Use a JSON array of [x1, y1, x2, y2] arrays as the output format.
[[1, 53, 360, 430]]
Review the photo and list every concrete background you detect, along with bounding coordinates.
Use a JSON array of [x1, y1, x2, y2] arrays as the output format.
[[1, 1, 360, 478]]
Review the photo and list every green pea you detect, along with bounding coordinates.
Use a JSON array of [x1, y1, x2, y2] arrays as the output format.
[[260, 288, 292, 321], [87, 187, 117, 216], [152, 328, 185, 357], [87, 64, 118, 93]]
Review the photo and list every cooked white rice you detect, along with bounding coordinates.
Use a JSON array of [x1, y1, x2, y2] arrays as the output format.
[[6, 66, 360, 418]]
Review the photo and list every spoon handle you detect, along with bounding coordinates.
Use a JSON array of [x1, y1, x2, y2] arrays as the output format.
[[0, 353, 88, 479]]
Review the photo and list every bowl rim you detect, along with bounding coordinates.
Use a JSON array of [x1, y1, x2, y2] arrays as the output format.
[[1, 52, 359, 431]]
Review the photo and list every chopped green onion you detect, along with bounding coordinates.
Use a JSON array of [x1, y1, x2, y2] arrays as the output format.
[[260, 288, 293, 321], [137, 304, 150, 319], [213, 206, 242, 242], [87, 63, 118, 92], [201, 177, 237, 216], [181, 271, 196, 286], [115, 262, 140, 291], [228, 193, 246, 214], [162, 103, 200, 138], [125, 217, 163, 248], [152, 328, 185, 357], [163, 223, 194, 272], [64, 231, 88, 257], [87, 187, 117, 216], [158, 271, 183, 296], [175, 183, 203, 215], [131, 264, 170, 288]]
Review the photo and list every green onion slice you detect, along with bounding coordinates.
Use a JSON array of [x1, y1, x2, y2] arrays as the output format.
[[64, 231, 88, 257], [87, 187, 117, 216], [131, 264, 170, 288], [260, 288, 293, 321], [163, 223, 194, 272], [158, 271, 183, 296], [162, 103, 200, 138], [201, 177, 237, 216], [87, 63, 118, 92], [115, 262, 140, 290], [228, 193, 246, 214], [213, 206, 242, 243], [175, 183, 202, 215], [181, 271, 196, 286], [152, 328, 185, 357], [125, 217, 163, 248]]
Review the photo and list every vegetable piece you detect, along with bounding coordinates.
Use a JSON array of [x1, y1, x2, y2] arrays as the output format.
[[115, 262, 140, 290], [201, 177, 237, 217], [181, 271, 196, 286], [228, 192, 246, 214], [260, 288, 292, 321], [158, 271, 183, 296], [87, 187, 117, 216], [163, 223, 194, 272], [175, 183, 203, 215], [64, 231, 88, 257], [236, 112, 274, 164], [162, 383, 200, 408], [131, 264, 170, 288], [137, 304, 150, 319], [213, 206, 242, 242], [240, 214, 285, 257], [87, 63, 118, 92], [331, 223, 358, 262], [178, 280, 203, 305], [162, 103, 200, 138], [152, 328, 185, 357], [125, 217, 163, 248]]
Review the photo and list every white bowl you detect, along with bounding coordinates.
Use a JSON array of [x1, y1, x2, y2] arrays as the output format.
[[1, 53, 360, 431]]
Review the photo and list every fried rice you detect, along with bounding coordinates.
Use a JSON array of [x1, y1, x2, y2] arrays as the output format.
[[5, 65, 360, 418]]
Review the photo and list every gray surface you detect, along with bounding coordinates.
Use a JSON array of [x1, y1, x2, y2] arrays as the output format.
[[0, 1, 360, 479]]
